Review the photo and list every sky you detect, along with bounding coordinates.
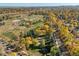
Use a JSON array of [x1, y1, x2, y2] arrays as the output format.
[[0, 3, 79, 7]]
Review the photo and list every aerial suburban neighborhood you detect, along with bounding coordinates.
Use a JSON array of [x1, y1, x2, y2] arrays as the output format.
[[0, 6, 79, 56]]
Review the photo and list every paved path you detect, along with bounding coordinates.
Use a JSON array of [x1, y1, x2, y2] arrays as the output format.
[[52, 31, 69, 56]]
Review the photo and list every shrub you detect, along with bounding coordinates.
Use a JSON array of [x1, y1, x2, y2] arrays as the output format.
[[3, 32, 17, 40]]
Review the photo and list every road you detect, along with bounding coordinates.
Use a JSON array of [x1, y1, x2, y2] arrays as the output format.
[[52, 31, 68, 56]]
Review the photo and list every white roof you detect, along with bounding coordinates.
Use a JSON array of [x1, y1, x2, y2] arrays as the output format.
[[12, 20, 21, 22]]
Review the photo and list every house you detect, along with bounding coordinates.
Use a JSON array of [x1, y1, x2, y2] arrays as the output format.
[[0, 21, 5, 26], [12, 20, 21, 26], [72, 27, 79, 39]]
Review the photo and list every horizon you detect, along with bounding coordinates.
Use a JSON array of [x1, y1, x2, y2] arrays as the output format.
[[0, 3, 79, 7]]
